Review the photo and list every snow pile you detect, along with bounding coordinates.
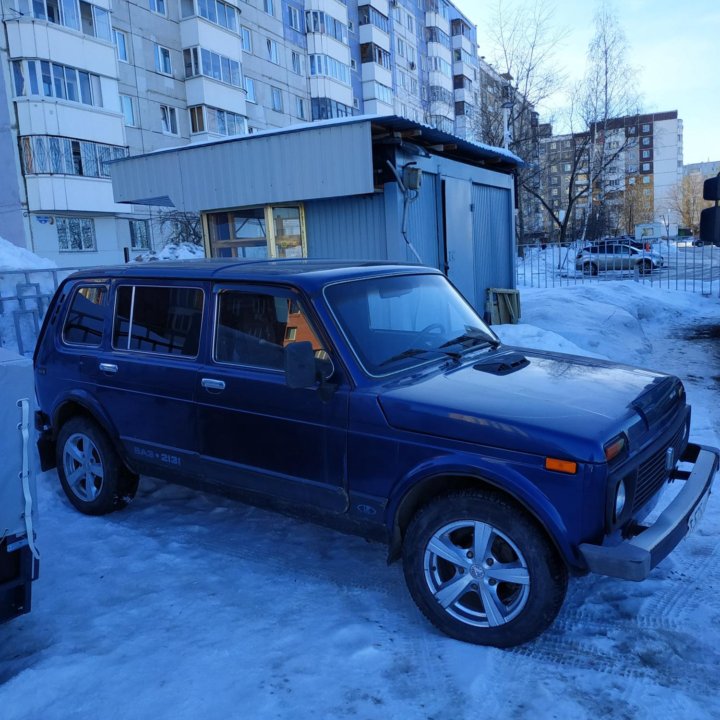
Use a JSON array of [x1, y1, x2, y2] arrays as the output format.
[[1, 277, 719, 719], [0, 235, 56, 271], [132, 242, 206, 262]]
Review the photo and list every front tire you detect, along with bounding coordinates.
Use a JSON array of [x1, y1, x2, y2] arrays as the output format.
[[582, 262, 598, 276], [402, 491, 568, 647], [56, 416, 137, 515]]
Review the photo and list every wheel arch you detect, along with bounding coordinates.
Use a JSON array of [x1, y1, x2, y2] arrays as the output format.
[[386, 469, 578, 571], [50, 391, 138, 474]]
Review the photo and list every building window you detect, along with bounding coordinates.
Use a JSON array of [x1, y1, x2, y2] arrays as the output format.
[[114, 29, 128, 62], [311, 97, 354, 120], [120, 94, 136, 126], [642, 137, 650, 146], [271, 86, 283, 112], [19, 135, 127, 177], [309, 54, 351, 84], [359, 43, 391, 70], [196, 0, 238, 31], [642, 162, 651, 171], [263, 0, 273, 16], [184, 47, 242, 87], [305, 10, 348, 43], [160, 105, 178, 135], [296, 96, 305, 119], [642, 150, 651, 159], [641, 123, 650, 132], [291, 51, 303, 74], [78, 1, 111, 41], [189, 105, 205, 133], [642, 176, 651, 184], [155, 45, 172, 75], [628, 177, 635, 185], [288, 5, 300, 30], [244, 76, 256, 102], [150, 0, 166, 15], [12, 59, 103, 107], [241, 26, 252, 52], [129, 219, 151, 249], [266, 39, 280, 64], [57, 216, 97, 252], [357, 4, 389, 33]]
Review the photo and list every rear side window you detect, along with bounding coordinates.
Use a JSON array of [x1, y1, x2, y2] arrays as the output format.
[[112, 285, 204, 356], [62, 285, 108, 346]]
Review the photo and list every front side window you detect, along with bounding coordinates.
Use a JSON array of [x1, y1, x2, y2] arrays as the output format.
[[57, 216, 96, 252], [214, 290, 326, 371], [63, 284, 107, 346], [113, 285, 204, 356]]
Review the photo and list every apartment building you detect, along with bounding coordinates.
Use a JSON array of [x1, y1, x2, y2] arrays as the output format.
[[0, 0, 483, 266], [537, 112, 684, 240]]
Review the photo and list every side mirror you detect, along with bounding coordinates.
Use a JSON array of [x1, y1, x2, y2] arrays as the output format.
[[285, 341, 317, 389]]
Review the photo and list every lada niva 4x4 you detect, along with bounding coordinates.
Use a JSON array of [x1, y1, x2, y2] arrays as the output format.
[[34, 260, 719, 647]]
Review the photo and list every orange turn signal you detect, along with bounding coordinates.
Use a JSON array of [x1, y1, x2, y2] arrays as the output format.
[[545, 457, 578, 474], [604, 435, 627, 462]]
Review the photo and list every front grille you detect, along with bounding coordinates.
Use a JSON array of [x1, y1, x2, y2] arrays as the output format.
[[633, 424, 686, 511]]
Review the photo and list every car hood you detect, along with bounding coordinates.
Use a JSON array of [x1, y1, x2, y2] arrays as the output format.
[[377, 347, 683, 463]]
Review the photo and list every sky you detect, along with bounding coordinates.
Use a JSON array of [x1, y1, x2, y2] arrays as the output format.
[[1, 238, 720, 718], [453, 0, 720, 166]]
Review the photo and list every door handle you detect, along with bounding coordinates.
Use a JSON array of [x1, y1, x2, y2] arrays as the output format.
[[201, 378, 226, 391], [99, 363, 118, 374]]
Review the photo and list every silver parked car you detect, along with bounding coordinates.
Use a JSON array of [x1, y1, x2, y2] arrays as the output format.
[[576, 242, 664, 275]]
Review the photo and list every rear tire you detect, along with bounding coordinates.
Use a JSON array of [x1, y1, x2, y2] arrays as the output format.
[[402, 490, 568, 647], [56, 416, 137, 515]]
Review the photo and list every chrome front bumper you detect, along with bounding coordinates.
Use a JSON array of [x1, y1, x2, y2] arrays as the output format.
[[579, 443, 719, 581]]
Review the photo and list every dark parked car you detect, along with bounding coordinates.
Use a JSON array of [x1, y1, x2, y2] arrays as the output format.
[[34, 261, 718, 647]]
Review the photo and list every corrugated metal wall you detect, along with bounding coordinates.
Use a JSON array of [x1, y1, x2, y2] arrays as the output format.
[[472, 183, 514, 300], [304, 194, 387, 259], [406, 172, 440, 268]]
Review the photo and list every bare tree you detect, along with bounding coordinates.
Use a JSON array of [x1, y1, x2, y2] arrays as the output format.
[[671, 174, 711, 235], [474, 0, 568, 242], [156, 210, 203, 246], [622, 180, 654, 233], [576, 1, 641, 238]]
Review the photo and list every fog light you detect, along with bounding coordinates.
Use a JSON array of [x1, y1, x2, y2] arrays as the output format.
[[614, 480, 627, 521]]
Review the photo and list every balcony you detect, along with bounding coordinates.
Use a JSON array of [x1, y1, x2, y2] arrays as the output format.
[[185, 77, 247, 116], [180, 17, 243, 59], [25, 175, 127, 214]]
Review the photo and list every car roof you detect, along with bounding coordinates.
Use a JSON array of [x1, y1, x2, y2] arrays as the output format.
[[64, 258, 442, 290]]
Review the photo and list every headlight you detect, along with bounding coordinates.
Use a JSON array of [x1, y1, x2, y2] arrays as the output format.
[[614, 479, 627, 521]]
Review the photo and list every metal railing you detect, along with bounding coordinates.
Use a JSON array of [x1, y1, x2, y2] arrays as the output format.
[[516, 240, 720, 298], [0, 267, 79, 355]]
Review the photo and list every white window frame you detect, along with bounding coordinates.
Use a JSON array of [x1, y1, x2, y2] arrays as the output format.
[[288, 5, 300, 30], [120, 94, 136, 126], [263, 0, 273, 16], [113, 29, 128, 62], [271, 86, 283, 112], [150, 0, 166, 16], [160, 104, 179, 135], [244, 76, 256, 103], [57, 216, 97, 252], [241, 26, 252, 52], [267, 38, 279, 64], [155, 44, 173, 75]]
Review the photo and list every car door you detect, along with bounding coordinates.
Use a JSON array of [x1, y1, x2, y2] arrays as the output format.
[[195, 283, 349, 512], [92, 281, 207, 478]]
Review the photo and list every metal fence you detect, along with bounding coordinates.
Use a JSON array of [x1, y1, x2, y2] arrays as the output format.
[[0, 267, 79, 356], [516, 240, 720, 298]]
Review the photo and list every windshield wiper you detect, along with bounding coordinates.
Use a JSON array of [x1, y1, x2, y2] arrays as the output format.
[[377, 347, 462, 368], [439, 331, 500, 352]]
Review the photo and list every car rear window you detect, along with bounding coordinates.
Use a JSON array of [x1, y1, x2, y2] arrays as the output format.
[[62, 285, 108, 346], [112, 285, 204, 356]]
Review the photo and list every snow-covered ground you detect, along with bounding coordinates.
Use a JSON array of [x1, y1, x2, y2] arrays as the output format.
[[1, 241, 720, 719]]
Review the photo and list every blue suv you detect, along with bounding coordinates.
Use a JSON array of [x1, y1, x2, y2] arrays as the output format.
[[34, 260, 718, 647]]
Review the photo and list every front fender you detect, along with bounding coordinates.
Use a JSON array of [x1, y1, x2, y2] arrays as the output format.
[[385, 452, 582, 570]]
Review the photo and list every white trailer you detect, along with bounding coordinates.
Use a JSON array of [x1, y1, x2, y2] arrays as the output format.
[[0, 348, 39, 622]]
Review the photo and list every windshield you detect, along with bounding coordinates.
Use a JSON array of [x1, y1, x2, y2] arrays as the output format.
[[324, 273, 499, 375]]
